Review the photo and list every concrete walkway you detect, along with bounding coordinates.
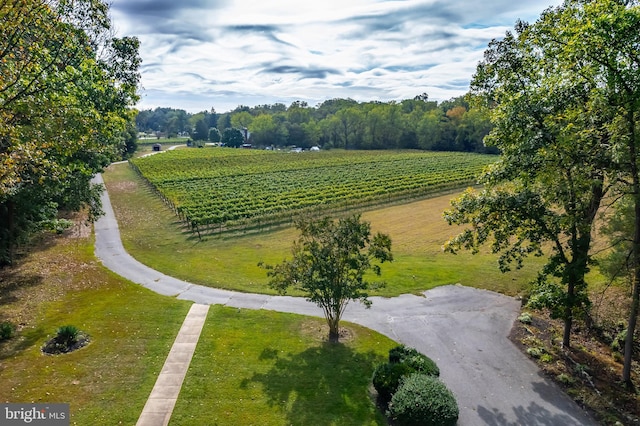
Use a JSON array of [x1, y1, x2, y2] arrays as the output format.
[[136, 303, 210, 426], [93, 173, 598, 426]]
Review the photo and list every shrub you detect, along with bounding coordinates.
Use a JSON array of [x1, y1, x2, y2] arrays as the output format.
[[388, 344, 440, 377], [556, 373, 575, 385], [372, 362, 414, 405], [42, 325, 88, 354], [611, 328, 626, 353], [373, 345, 440, 406], [388, 344, 419, 363], [527, 347, 544, 358], [387, 373, 459, 426], [0, 321, 16, 341], [56, 325, 79, 346], [518, 312, 533, 324], [540, 353, 553, 363]]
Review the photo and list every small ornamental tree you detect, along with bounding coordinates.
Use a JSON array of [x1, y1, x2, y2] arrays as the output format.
[[262, 214, 392, 342]]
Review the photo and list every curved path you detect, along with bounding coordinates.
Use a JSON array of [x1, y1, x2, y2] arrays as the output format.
[[93, 174, 597, 426]]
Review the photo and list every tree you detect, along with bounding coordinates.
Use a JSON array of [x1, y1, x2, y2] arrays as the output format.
[[0, 0, 140, 265], [230, 111, 253, 132], [417, 109, 445, 150], [193, 119, 209, 141], [221, 128, 244, 148], [248, 114, 277, 146], [444, 9, 614, 349], [122, 118, 138, 159], [536, 0, 640, 386], [334, 107, 364, 149], [262, 215, 392, 342], [208, 127, 221, 143]]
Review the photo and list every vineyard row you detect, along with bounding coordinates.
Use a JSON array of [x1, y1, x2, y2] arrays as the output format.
[[130, 149, 496, 236]]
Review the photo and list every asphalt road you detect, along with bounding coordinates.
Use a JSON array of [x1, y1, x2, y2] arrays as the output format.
[[93, 174, 598, 426]]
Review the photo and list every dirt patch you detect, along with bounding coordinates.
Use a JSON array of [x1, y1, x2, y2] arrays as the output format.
[[299, 319, 355, 343], [107, 180, 139, 193], [64, 214, 92, 239], [41, 332, 90, 355]]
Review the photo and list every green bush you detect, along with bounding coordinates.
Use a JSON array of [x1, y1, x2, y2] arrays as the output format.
[[556, 373, 575, 385], [42, 325, 89, 355], [373, 345, 440, 405], [387, 373, 459, 426], [611, 328, 626, 353], [55, 325, 79, 346], [372, 362, 414, 404], [518, 312, 533, 324], [388, 344, 419, 363], [388, 344, 440, 377], [527, 347, 544, 359], [0, 321, 16, 341]]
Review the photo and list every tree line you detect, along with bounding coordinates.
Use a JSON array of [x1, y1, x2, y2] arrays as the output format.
[[135, 95, 497, 153]]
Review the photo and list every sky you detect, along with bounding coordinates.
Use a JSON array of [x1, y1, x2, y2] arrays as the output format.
[[110, 0, 563, 114]]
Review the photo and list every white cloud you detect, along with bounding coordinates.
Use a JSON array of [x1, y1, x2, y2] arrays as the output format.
[[110, 0, 563, 113]]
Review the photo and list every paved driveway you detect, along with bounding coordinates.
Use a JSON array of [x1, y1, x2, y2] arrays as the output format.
[[93, 175, 597, 425]]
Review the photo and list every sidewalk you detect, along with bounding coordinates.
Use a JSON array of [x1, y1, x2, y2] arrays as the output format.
[[136, 303, 210, 426]]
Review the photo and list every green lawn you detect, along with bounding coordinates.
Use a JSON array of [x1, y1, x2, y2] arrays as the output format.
[[171, 307, 396, 425], [103, 161, 542, 297], [0, 227, 400, 424], [0, 236, 192, 424]]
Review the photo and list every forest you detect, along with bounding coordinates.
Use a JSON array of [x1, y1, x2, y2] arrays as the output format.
[[135, 95, 496, 153]]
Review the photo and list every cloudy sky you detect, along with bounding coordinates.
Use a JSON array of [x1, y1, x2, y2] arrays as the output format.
[[110, 0, 562, 113]]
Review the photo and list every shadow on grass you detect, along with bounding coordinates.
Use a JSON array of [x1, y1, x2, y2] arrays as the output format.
[[242, 342, 384, 425], [0, 271, 43, 308], [0, 262, 50, 359]]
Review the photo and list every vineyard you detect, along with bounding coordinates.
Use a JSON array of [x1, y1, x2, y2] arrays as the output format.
[[130, 148, 496, 236]]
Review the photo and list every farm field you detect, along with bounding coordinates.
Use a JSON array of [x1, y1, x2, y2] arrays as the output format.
[[130, 148, 496, 236], [104, 155, 542, 297]]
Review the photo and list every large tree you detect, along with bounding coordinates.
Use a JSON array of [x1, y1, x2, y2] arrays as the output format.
[[546, 0, 640, 386], [0, 0, 140, 265], [444, 6, 614, 349], [262, 215, 392, 342]]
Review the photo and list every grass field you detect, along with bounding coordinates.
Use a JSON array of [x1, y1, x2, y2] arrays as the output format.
[[0, 231, 192, 424], [137, 137, 190, 145], [0, 225, 398, 424], [103, 161, 542, 297], [171, 307, 396, 425]]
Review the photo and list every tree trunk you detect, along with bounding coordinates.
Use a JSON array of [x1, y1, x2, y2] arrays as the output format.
[[622, 191, 640, 387], [327, 316, 340, 343], [0, 200, 15, 266], [623, 108, 640, 387], [623, 272, 639, 387], [563, 280, 574, 348]]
